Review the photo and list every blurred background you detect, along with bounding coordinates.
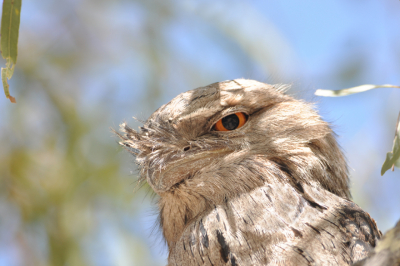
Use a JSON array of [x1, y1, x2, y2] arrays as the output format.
[[1, 0, 399, 265]]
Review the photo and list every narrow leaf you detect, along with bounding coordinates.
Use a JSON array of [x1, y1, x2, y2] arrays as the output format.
[[381, 113, 400, 176], [1, 0, 22, 103], [381, 139, 400, 176], [2, 63, 15, 102], [315, 84, 400, 97], [381, 153, 394, 176]]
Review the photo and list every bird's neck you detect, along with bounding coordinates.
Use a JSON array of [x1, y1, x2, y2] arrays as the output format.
[[157, 149, 350, 250], [157, 155, 277, 249], [159, 188, 209, 250]]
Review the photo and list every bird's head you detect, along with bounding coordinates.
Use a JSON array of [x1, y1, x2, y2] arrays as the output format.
[[117, 79, 350, 201]]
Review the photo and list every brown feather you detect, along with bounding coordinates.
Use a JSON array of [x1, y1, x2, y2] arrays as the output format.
[[117, 79, 381, 265]]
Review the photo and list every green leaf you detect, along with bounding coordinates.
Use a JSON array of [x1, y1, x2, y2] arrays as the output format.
[[315, 84, 400, 97], [1, 0, 22, 103], [381, 116, 400, 176], [381, 138, 400, 176]]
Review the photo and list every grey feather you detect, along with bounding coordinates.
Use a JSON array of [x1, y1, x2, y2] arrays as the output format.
[[117, 79, 381, 265]]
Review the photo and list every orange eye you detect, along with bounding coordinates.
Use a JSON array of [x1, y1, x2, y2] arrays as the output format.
[[213, 112, 247, 131]]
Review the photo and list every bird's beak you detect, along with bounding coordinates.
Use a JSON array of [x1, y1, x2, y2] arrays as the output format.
[[148, 148, 231, 193]]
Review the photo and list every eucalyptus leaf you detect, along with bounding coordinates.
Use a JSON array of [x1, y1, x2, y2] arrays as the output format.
[[395, 156, 400, 168], [315, 84, 400, 97], [381, 122, 400, 176], [1, 0, 21, 103]]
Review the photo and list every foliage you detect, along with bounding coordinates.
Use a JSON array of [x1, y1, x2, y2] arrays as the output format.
[[316, 85, 400, 175], [381, 114, 400, 175], [315, 84, 400, 97], [1, 0, 21, 103]]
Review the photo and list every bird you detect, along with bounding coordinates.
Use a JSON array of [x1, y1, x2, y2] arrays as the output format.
[[352, 219, 400, 266], [116, 79, 381, 266]]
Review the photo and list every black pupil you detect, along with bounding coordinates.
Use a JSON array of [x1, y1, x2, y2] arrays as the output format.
[[221, 114, 239, 130]]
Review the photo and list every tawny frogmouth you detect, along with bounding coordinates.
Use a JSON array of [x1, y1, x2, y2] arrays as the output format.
[[117, 79, 381, 266]]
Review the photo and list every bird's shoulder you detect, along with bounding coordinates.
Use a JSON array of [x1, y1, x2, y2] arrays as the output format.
[[168, 182, 381, 266]]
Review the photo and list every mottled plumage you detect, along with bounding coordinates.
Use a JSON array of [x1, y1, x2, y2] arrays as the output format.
[[353, 220, 400, 266], [117, 79, 381, 265]]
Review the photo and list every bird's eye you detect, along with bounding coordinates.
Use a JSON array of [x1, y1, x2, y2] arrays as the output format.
[[213, 112, 247, 131]]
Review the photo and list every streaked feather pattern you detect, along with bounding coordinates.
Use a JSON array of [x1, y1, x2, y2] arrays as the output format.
[[117, 79, 381, 265]]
